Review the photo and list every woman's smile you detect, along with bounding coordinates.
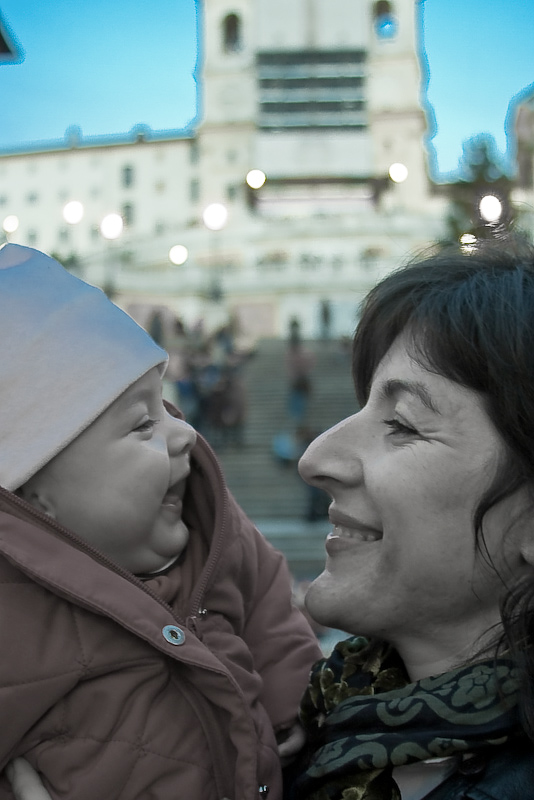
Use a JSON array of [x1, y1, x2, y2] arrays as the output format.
[[327, 508, 383, 544], [298, 332, 528, 670]]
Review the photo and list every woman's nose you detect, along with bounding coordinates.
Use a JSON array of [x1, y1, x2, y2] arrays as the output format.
[[298, 414, 359, 488]]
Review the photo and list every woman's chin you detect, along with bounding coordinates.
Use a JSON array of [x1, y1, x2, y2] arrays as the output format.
[[305, 576, 342, 630]]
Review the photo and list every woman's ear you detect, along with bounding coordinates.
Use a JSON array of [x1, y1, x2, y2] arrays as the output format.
[[507, 494, 534, 569], [520, 535, 534, 568]]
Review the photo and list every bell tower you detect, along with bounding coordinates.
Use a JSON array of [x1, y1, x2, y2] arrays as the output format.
[[367, 0, 430, 208], [194, 0, 258, 214], [197, 0, 430, 212], [200, 0, 257, 127]]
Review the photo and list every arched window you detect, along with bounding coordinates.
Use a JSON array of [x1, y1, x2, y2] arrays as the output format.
[[122, 203, 134, 227], [121, 164, 134, 188], [223, 13, 242, 53], [373, 1, 398, 39]]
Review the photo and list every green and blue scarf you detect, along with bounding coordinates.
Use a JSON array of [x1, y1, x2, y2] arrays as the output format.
[[293, 636, 522, 800]]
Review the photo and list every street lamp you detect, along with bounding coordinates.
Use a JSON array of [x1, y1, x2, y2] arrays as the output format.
[[169, 244, 188, 266], [202, 203, 228, 301], [63, 200, 84, 225], [2, 214, 19, 241], [246, 169, 266, 190], [460, 233, 477, 253], [388, 163, 408, 183], [479, 194, 503, 224], [100, 213, 123, 240], [202, 203, 228, 232], [100, 213, 123, 298]]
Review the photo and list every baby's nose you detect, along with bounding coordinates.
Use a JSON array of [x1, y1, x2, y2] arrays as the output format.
[[168, 416, 197, 455]]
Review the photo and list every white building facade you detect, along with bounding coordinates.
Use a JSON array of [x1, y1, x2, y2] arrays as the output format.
[[0, 0, 447, 339]]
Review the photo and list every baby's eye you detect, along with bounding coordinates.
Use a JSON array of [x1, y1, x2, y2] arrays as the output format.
[[133, 418, 160, 433], [382, 418, 418, 436]]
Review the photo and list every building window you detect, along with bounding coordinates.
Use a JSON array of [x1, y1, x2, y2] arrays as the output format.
[[122, 203, 134, 227], [189, 139, 200, 164], [121, 164, 135, 188], [26, 192, 38, 204], [226, 184, 238, 201], [0, 195, 7, 206], [190, 179, 200, 202], [59, 228, 70, 243], [223, 13, 242, 53], [257, 50, 367, 131], [90, 224, 100, 241], [27, 229, 38, 245], [373, 1, 398, 38]]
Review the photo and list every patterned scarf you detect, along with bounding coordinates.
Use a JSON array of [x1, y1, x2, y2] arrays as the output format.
[[293, 636, 522, 800]]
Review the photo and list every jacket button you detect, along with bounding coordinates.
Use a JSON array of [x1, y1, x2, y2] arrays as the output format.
[[458, 753, 486, 776], [162, 625, 185, 645]]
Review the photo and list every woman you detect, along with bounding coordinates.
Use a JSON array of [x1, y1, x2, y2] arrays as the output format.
[[7, 239, 534, 798], [292, 239, 534, 799]]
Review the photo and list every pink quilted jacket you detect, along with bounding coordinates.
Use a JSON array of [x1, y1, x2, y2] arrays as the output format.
[[0, 433, 321, 799]]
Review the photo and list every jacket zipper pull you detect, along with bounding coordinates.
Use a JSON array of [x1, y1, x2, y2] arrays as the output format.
[[186, 608, 207, 636]]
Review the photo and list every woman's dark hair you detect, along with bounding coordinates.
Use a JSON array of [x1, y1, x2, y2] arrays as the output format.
[[352, 236, 534, 738]]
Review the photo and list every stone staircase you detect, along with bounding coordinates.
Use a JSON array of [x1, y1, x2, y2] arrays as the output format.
[[206, 337, 357, 577]]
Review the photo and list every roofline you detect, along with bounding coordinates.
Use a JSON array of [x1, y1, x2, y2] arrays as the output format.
[[0, 124, 196, 157]]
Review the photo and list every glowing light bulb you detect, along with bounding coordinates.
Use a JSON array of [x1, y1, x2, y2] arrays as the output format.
[[63, 200, 84, 224], [246, 169, 266, 189], [169, 245, 188, 265], [2, 214, 19, 233], [388, 163, 408, 183], [460, 233, 477, 252], [479, 195, 502, 223], [100, 213, 123, 240], [202, 203, 228, 231]]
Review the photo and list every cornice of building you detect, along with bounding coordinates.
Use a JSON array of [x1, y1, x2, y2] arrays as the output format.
[[0, 124, 196, 158]]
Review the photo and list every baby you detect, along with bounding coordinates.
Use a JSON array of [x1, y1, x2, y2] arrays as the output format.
[[0, 244, 321, 800]]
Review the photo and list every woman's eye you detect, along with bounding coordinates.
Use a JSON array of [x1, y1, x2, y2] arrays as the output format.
[[134, 418, 159, 433], [382, 418, 418, 436]]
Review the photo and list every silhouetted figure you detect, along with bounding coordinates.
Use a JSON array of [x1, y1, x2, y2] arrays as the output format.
[[285, 340, 315, 425], [320, 299, 332, 340]]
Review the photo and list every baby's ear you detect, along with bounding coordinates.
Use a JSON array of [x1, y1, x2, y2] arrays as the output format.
[[17, 481, 57, 518]]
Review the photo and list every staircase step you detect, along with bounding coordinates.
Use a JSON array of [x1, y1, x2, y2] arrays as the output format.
[[210, 337, 356, 525]]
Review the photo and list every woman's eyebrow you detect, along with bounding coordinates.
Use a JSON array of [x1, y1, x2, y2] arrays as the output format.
[[378, 378, 442, 414]]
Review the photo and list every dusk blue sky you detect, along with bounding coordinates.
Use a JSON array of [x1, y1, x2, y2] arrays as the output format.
[[0, 0, 532, 181]]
